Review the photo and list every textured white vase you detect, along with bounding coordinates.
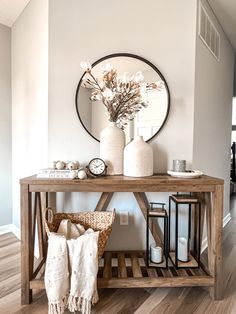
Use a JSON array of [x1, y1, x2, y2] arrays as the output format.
[[100, 122, 125, 175], [124, 136, 153, 177]]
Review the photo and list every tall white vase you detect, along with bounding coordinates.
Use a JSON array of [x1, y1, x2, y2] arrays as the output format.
[[100, 122, 125, 175], [124, 136, 153, 177]]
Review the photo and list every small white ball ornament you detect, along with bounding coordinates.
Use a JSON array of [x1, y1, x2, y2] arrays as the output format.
[[73, 160, 80, 169], [67, 162, 76, 170], [56, 161, 66, 170], [69, 170, 78, 179], [50, 161, 57, 169], [67, 161, 80, 170], [78, 169, 87, 180]]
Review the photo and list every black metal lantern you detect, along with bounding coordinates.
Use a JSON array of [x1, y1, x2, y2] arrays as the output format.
[[169, 194, 201, 268], [146, 202, 169, 268]]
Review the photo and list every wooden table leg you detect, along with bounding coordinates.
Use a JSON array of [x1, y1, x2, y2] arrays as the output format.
[[35, 192, 45, 259], [196, 193, 206, 252], [208, 185, 223, 300], [40, 192, 48, 259], [95, 192, 114, 211], [133, 192, 163, 246], [20, 184, 33, 304]]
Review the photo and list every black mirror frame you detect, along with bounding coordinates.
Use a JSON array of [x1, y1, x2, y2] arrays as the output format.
[[75, 53, 170, 142]]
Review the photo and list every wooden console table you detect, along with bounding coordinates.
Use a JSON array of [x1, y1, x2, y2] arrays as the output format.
[[20, 174, 224, 304]]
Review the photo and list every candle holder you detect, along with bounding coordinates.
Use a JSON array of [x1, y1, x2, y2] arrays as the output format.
[[169, 194, 201, 268], [146, 202, 169, 269]]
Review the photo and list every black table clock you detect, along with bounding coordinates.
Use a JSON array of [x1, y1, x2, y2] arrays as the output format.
[[86, 158, 107, 176]]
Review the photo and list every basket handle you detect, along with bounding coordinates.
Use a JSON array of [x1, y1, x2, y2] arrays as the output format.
[[44, 207, 55, 224], [43, 207, 55, 236], [111, 208, 116, 222]]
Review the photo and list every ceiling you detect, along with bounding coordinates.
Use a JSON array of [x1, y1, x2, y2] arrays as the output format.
[[0, 0, 30, 27], [0, 0, 235, 51]]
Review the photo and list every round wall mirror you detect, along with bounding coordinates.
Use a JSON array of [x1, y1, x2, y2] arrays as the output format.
[[75, 53, 170, 142]]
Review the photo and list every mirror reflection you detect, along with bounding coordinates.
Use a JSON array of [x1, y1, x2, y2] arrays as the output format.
[[76, 54, 170, 142]]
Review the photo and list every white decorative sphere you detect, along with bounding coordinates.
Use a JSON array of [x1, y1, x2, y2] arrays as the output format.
[[56, 161, 66, 170], [78, 170, 87, 180], [50, 161, 57, 169], [67, 161, 80, 170], [67, 162, 77, 170], [69, 170, 78, 179], [73, 160, 80, 169]]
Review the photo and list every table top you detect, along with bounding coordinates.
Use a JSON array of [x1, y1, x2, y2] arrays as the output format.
[[20, 174, 223, 193], [20, 174, 224, 184]]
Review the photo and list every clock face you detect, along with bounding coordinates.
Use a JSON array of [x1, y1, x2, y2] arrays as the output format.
[[88, 158, 106, 176]]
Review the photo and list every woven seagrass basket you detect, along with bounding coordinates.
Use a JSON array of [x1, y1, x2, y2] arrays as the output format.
[[44, 207, 115, 258]]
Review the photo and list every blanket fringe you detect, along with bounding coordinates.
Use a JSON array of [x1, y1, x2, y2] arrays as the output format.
[[92, 289, 99, 305], [68, 294, 99, 314], [48, 296, 68, 314]]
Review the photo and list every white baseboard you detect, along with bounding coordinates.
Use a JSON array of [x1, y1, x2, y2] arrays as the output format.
[[201, 212, 231, 253], [223, 212, 231, 227], [0, 224, 21, 239]]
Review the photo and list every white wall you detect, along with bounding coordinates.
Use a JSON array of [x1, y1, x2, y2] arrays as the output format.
[[0, 23, 11, 226], [48, 0, 197, 249], [48, 0, 197, 171], [11, 0, 48, 227], [193, 0, 234, 215], [78, 87, 92, 132]]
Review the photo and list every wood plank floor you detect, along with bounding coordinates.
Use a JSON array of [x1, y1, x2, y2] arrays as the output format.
[[1, 217, 236, 314]]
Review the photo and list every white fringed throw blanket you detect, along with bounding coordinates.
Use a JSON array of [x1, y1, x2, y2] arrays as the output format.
[[45, 221, 99, 314]]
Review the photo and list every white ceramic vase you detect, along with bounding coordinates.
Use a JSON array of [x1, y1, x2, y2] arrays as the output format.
[[124, 136, 153, 177], [100, 122, 125, 175]]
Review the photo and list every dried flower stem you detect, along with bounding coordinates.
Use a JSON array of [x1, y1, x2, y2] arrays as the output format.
[[81, 63, 161, 128]]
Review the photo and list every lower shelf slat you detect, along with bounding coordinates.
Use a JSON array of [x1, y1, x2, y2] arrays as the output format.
[[30, 250, 214, 290], [30, 275, 214, 290]]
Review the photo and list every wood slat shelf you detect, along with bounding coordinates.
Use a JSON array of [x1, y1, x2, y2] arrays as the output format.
[[98, 251, 214, 288], [29, 251, 214, 290]]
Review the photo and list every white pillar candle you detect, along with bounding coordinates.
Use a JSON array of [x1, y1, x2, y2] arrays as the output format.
[[177, 237, 188, 262], [150, 243, 163, 263]]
